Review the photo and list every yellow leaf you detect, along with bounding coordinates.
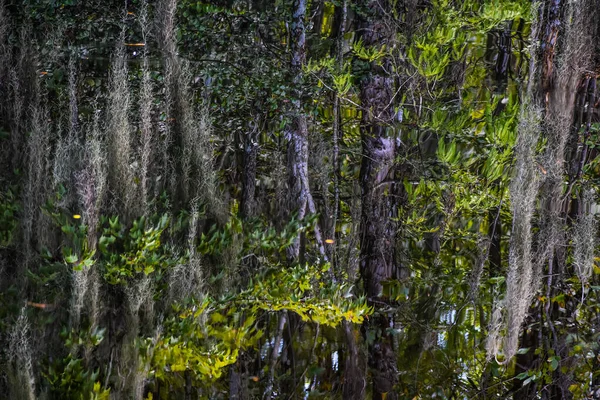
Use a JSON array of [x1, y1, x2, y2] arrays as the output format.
[[470, 107, 484, 120], [568, 384, 580, 393], [73, 214, 81, 219]]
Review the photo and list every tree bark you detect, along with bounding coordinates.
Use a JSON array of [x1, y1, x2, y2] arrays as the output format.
[[329, 0, 347, 268], [241, 120, 259, 219], [184, 369, 193, 400], [333, 3, 367, 398], [514, 1, 598, 398], [342, 320, 366, 399], [357, 1, 399, 398], [513, 310, 541, 400], [287, 0, 327, 262]]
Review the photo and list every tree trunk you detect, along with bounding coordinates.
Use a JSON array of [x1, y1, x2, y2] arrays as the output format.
[[287, 0, 327, 262], [513, 310, 541, 400], [329, 0, 347, 268], [184, 369, 193, 400], [513, 1, 598, 398], [333, 3, 367, 398], [279, 1, 317, 396], [342, 320, 366, 399], [287, 0, 310, 259], [357, 1, 399, 398], [241, 120, 259, 219]]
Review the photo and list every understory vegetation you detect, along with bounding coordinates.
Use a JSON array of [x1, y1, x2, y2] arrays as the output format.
[[1, 0, 600, 399]]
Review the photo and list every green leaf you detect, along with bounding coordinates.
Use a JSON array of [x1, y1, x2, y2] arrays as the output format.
[[549, 356, 560, 371], [515, 372, 530, 380], [65, 254, 78, 264]]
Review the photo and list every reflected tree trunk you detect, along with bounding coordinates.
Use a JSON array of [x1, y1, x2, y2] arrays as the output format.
[[329, 0, 347, 268], [357, 1, 400, 398], [342, 320, 366, 399]]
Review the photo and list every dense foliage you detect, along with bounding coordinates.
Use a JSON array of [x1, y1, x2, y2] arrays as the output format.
[[1, 0, 600, 399]]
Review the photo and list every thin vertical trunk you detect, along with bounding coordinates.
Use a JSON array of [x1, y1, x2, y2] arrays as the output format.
[[139, 0, 153, 214], [154, 379, 160, 399], [287, 0, 327, 262], [184, 369, 192, 400], [513, 309, 541, 399], [494, 21, 512, 92], [282, 310, 298, 394], [156, 0, 180, 205], [232, 118, 257, 396], [235, 112, 261, 399], [279, 1, 316, 396], [229, 368, 244, 400], [264, 312, 287, 400], [342, 320, 366, 399], [330, 0, 347, 267], [287, 0, 309, 237], [334, 3, 365, 397], [283, 1, 310, 395], [357, 1, 399, 398], [488, 207, 502, 273], [241, 120, 259, 219]]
